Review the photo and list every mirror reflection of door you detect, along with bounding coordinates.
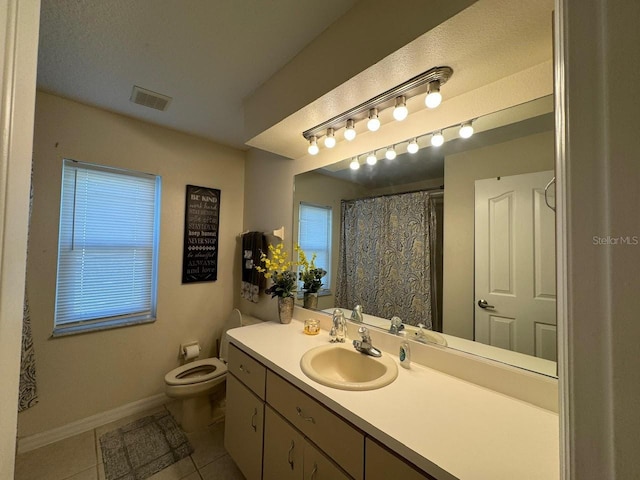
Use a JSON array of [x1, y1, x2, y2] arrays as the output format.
[[474, 170, 556, 361]]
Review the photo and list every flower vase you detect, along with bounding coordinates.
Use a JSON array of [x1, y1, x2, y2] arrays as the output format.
[[278, 296, 294, 324], [303, 292, 318, 310]]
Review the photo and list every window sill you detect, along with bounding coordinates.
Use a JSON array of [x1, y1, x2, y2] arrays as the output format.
[[296, 289, 332, 299], [52, 315, 156, 337]]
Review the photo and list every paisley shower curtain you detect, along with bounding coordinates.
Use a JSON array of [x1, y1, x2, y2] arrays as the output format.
[[336, 190, 442, 328], [19, 171, 37, 411]]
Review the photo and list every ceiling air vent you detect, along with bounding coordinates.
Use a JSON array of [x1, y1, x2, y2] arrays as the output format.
[[130, 86, 172, 112]]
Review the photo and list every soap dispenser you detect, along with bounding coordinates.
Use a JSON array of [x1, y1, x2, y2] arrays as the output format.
[[399, 334, 411, 369]]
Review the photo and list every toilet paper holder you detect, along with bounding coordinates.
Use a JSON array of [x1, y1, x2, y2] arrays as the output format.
[[180, 341, 201, 360]]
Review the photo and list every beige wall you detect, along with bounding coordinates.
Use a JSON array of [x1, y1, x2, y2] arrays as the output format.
[[293, 172, 365, 310], [239, 148, 295, 322], [18, 92, 245, 437], [442, 131, 554, 339], [0, 0, 39, 476]]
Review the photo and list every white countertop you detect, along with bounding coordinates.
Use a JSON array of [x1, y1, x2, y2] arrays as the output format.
[[227, 318, 559, 480]]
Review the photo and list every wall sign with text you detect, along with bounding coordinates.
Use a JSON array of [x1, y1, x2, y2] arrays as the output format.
[[182, 185, 220, 283]]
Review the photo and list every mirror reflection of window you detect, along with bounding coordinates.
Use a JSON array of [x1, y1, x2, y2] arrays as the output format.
[[297, 203, 332, 293]]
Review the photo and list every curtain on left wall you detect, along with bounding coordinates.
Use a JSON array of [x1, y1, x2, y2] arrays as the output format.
[[19, 170, 37, 411]]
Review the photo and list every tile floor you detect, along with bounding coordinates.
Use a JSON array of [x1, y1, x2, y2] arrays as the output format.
[[14, 405, 245, 480]]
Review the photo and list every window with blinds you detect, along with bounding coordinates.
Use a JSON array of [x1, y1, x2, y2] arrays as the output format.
[[53, 159, 161, 335], [297, 203, 332, 292]]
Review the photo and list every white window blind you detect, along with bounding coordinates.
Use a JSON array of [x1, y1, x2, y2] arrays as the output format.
[[54, 159, 161, 335], [298, 203, 332, 291]]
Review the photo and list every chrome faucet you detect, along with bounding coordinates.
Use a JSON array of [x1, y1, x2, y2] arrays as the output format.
[[353, 326, 381, 357], [350, 304, 363, 323], [330, 309, 346, 343], [389, 316, 404, 335]]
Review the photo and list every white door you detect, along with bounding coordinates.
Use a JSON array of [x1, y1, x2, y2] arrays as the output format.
[[474, 171, 556, 360]]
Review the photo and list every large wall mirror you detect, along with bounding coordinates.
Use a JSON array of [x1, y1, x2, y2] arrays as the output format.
[[293, 95, 557, 377]]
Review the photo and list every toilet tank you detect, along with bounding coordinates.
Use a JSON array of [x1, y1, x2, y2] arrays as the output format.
[[219, 309, 263, 361]]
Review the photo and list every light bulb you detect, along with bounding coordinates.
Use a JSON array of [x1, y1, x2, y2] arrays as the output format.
[[393, 96, 408, 121], [308, 136, 319, 155], [366, 152, 377, 165], [344, 119, 356, 141], [349, 158, 360, 170], [459, 121, 474, 138], [367, 108, 380, 132], [385, 146, 397, 160], [431, 131, 444, 147], [407, 139, 419, 154], [324, 128, 336, 148], [425, 80, 442, 109]]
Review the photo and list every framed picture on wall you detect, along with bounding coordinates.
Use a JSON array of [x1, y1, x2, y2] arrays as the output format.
[[182, 185, 220, 283]]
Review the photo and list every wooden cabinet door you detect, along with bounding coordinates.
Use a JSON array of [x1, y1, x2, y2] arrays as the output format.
[[365, 438, 434, 480], [263, 406, 304, 480], [303, 438, 351, 480], [267, 371, 364, 479], [224, 374, 264, 480]]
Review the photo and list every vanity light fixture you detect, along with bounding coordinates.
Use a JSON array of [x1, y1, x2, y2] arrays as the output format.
[[366, 152, 377, 165], [324, 128, 336, 148], [349, 157, 360, 170], [425, 80, 442, 109], [431, 131, 444, 147], [407, 138, 419, 154], [301, 66, 453, 153], [308, 136, 319, 155], [392, 96, 408, 121], [344, 120, 357, 141], [385, 146, 397, 160], [459, 121, 474, 138], [367, 108, 381, 131]]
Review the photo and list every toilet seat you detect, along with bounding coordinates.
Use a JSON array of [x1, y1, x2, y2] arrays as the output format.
[[164, 357, 227, 386]]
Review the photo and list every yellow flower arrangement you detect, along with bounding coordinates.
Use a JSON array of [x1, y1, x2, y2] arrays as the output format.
[[255, 243, 298, 298], [295, 245, 327, 293]]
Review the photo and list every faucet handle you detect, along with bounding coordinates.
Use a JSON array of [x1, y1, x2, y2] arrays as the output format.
[[389, 316, 404, 334], [357, 326, 371, 342], [351, 304, 363, 322]]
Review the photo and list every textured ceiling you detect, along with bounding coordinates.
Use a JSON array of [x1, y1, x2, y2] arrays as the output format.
[[37, 0, 357, 149], [37, 0, 554, 156]]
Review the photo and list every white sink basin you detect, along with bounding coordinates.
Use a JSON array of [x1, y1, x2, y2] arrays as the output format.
[[300, 344, 398, 391]]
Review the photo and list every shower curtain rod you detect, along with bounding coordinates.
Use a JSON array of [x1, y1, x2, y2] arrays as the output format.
[[343, 186, 444, 202]]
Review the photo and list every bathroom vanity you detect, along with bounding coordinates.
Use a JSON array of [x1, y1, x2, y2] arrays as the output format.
[[224, 317, 559, 480]]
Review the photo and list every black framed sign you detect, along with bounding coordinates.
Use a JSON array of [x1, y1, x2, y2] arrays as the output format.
[[182, 185, 220, 283]]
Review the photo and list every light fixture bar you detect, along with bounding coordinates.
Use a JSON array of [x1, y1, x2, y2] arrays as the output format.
[[302, 66, 453, 140]]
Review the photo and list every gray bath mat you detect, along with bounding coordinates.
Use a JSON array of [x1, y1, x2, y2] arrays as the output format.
[[99, 411, 194, 480]]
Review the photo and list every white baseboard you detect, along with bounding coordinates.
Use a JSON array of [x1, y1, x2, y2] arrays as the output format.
[[17, 393, 169, 454]]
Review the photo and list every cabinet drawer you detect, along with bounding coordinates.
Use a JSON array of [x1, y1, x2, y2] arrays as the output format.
[[228, 343, 266, 400], [267, 371, 364, 479], [365, 438, 435, 480]]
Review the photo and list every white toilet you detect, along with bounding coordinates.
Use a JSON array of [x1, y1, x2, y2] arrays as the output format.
[[164, 308, 259, 431]]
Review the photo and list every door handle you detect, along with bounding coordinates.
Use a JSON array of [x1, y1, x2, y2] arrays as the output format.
[[478, 299, 495, 309], [544, 177, 556, 212]]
